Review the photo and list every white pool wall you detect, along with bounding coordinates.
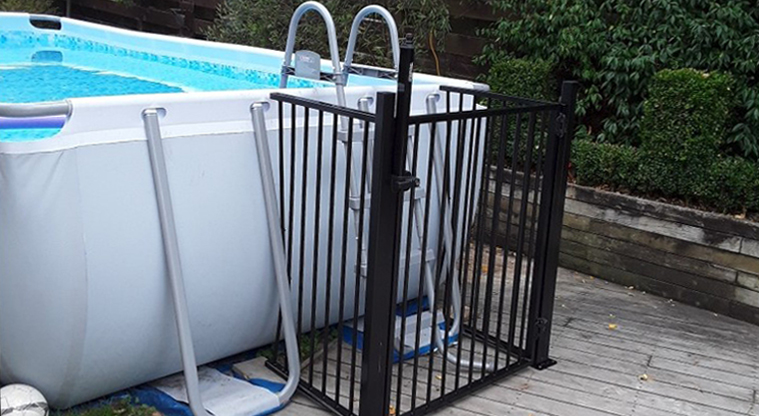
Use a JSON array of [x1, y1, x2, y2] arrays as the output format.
[[0, 84, 484, 408]]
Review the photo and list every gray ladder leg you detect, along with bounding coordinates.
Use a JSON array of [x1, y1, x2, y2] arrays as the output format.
[[251, 103, 301, 407], [416, 94, 494, 372], [143, 109, 213, 416]]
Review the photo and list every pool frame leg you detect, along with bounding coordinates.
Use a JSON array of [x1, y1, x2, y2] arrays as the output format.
[[143, 109, 212, 416], [250, 102, 301, 407]]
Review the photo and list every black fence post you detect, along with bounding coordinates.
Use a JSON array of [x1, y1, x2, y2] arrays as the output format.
[[527, 80, 580, 369], [358, 39, 415, 416]]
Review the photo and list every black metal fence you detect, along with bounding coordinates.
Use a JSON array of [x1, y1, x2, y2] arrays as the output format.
[[265, 43, 578, 416]]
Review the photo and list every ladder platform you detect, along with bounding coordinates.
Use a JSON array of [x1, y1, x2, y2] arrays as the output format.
[[349, 187, 426, 210], [343, 299, 458, 363], [140, 367, 282, 416]]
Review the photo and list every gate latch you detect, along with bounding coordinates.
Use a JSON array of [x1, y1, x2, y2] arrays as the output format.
[[535, 317, 550, 335], [392, 170, 420, 193]]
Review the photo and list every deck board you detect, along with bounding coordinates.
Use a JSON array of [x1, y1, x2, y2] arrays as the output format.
[[270, 264, 759, 416]]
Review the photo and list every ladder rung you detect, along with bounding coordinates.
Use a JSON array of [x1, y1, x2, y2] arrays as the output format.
[[337, 127, 374, 142], [349, 187, 425, 211], [359, 249, 435, 277]]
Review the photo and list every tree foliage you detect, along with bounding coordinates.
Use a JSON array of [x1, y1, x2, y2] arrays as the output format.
[[205, 0, 450, 69], [0, 0, 56, 13], [479, 0, 759, 159]]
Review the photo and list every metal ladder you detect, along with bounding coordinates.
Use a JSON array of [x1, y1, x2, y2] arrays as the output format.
[[142, 108, 300, 416], [344, 7, 493, 371]]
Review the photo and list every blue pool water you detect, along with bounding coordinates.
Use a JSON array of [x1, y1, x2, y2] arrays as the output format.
[[1, 65, 184, 103], [0, 30, 341, 141]]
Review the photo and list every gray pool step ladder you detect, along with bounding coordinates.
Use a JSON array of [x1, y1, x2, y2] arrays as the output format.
[[142, 109, 300, 416], [344, 8, 492, 370]]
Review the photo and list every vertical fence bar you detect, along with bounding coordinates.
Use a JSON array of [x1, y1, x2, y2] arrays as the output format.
[[527, 81, 579, 369]]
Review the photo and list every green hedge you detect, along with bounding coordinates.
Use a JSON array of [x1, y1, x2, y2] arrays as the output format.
[[572, 141, 641, 191], [572, 69, 758, 213], [573, 140, 759, 212], [486, 58, 555, 101]]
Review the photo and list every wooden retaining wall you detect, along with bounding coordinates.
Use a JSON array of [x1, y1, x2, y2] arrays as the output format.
[[60, 0, 497, 79], [484, 170, 759, 326]]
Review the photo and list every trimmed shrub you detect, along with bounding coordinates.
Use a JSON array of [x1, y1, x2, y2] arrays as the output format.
[[486, 58, 555, 101], [640, 69, 733, 157], [572, 140, 641, 191], [572, 140, 759, 213], [638, 69, 733, 197], [706, 157, 759, 212]]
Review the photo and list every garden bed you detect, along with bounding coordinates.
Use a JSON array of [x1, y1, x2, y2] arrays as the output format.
[[483, 170, 759, 326]]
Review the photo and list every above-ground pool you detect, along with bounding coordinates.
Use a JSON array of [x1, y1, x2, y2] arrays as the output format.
[[0, 11, 484, 410]]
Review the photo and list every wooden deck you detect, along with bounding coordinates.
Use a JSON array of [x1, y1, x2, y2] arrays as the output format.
[[270, 265, 759, 416]]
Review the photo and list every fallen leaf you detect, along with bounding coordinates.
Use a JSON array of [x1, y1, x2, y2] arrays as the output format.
[[639, 374, 649, 381], [435, 374, 443, 380], [627, 286, 635, 290], [608, 323, 618, 330], [389, 405, 396, 416]]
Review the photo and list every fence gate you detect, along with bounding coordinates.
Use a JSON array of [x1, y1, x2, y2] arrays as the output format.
[[265, 43, 578, 416]]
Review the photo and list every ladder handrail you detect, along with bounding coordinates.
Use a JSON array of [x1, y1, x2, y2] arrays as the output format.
[[279, 1, 346, 109], [343, 5, 400, 76]]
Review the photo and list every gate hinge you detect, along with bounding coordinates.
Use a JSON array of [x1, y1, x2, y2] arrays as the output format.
[[392, 170, 420, 193], [556, 113, 568, 139], [535, 317, 550, 335]]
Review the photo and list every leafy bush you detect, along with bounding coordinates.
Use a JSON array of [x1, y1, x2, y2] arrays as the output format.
[[0, 0, 56, 13], [486, 58, 555, 101], [206, 0, 450, 69], [479, 0, 759, 158]]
